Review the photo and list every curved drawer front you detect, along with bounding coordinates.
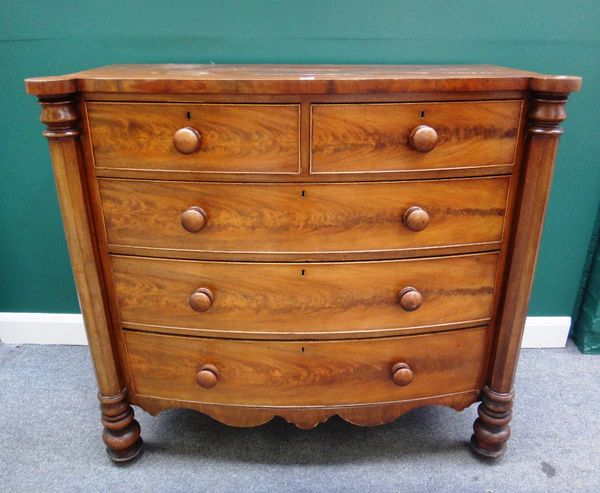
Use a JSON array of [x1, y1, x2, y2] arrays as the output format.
[[111, 253, 498, 337], [87, 102, 300, 173], [311, 100, 522, 173], [100, 177, 509, 258], [124, 327, 486, 407]]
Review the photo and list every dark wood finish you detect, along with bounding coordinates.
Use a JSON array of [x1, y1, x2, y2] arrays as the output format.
[[99, 388, 144, 462], [111, 253, 498, 337], [471, 386, 514, 458], [99, 177, 510, 260], [87, 102, 300, 174], [311, 100, 522, 173], [124, 327, 486, 407], [26, 64, 580, 461]]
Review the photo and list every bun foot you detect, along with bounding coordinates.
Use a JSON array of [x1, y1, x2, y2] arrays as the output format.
[[470, 386, 514, 459], [99, 388, 144, 463], [105, 433, 143, 463]]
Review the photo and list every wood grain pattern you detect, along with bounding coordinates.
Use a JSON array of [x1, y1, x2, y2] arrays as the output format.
[[111, 253, 498, 337], [87, 102, 300, 173], [489, 92, 574, 394], [99, 177, 509, 260], [38, 97, 123, 395], [83, 91, 526, 103], [311, 101, 522, 173], [133, 391, 479, 429], [37, 95, 144, 461], [469, 92, 577, 458], [25, 64, 581, 460], [93, 162, 516, 183], [124, 327, 487, 407], [25, 64, 581, 96]]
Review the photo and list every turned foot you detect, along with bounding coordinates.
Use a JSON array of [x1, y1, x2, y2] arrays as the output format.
[[470, 386, 514, 458], [99, 388, 143, 462]]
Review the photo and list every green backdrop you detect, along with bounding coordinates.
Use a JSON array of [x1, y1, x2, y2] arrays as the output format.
[[1, 1, 598, 317]]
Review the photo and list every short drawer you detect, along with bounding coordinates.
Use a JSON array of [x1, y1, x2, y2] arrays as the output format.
[[99, 176, 510, 259], [111, 253, 498, 337], [87, 102, 300, 173], [311, 100, 522, 173], [124, 327, 486, 406]]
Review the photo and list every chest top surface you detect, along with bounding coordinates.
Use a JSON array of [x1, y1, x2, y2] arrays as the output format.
[[25, 64, 581, 95]]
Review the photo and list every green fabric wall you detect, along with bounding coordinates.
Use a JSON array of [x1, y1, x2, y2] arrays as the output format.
[[573, 205, 600, 353], [1, 1, 598, 315]]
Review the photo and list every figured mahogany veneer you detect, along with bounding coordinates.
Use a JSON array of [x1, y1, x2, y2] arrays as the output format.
[[124, 327, 487, 407], [26, 64, 580, 462], [111, 253, 498, 338], [311, 100, 522, 173], [99, 176, 510, 260], [87, 102, 300, 173], [24, 64, 582, 95]]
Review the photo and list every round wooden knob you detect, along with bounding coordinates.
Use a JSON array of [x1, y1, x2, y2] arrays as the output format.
[[181, 206, 207, 233], [196, 364, 219, 389], [397, 287, 423, 311], [403, 206, 430, 232], [391, 362, 414, 386], [409, 125, 438, 152], [173, 127, 201, 154], [189, 288, 214, 313]]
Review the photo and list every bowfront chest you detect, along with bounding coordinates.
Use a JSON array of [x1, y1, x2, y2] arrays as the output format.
[[25, 65, 580, 461]]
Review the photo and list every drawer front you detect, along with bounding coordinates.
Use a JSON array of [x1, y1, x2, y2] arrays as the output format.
[[100, 177, 509, 257], [87, 103, 300, 173], [124, 327, 486, 406], [311, 100, 522, 173], [111, 253, 498, 336]]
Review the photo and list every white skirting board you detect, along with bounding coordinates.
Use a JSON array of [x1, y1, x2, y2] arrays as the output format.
[[0, 313, 88, 345], [0, 312, 571, 348]]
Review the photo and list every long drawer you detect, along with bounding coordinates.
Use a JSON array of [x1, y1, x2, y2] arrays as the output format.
[[311, 100, 522, 173], [100, 176, 510, 259], [111, 252, 499, 337], [124, 327, 487, 407]]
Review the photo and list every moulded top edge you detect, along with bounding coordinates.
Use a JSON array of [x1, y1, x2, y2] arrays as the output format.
[[24, 64, 582, 97]]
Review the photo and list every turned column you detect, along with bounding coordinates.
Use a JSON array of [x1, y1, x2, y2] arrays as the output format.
[[35, 93, 143, 462], [471, 82, 580, 458]]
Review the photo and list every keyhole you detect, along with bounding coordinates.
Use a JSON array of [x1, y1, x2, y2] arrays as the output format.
[[186, 111, 191, 120], [301, 269, 305, 276], [420, 110, 425, 119], [301, 190, 306, 197], [301, 346, 305, 353]]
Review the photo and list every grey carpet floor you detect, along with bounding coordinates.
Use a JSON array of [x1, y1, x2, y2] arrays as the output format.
[[0, 341, 598, 492]]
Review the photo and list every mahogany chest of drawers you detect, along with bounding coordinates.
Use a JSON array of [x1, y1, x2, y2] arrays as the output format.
[[25, 65, 580, 461]]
